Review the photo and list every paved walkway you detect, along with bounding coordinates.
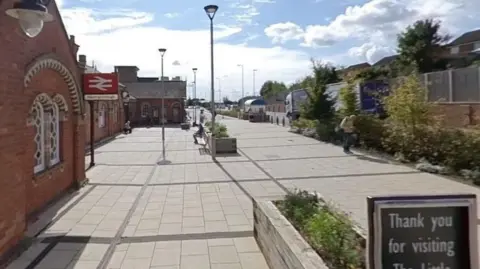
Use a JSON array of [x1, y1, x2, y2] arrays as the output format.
[[8, 112, 480, 268]]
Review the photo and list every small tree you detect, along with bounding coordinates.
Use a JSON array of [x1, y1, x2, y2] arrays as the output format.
[[383, 74, 434, 133], [338, 83, 358, 118], [397, 19, 450, 73]]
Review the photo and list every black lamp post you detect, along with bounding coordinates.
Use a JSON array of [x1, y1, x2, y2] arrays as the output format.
[[204, 4, 218, 160], [5, 0, 54, 38]]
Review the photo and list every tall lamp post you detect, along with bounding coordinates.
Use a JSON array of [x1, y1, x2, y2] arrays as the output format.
[[158, 48, 167, 163], [204, 4, 218, 160], [253, 69, 258, 96], [192, 68, 198, 126], [237, 64, 244, 99]]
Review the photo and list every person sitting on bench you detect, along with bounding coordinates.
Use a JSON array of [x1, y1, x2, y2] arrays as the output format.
[[124, 120, 132, 134], [193, 109, 205, 144]]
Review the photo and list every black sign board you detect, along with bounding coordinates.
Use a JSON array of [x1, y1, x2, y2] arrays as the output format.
[[367, 194, 478, 269]]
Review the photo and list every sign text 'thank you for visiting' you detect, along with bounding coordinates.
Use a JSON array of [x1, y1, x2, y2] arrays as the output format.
[[367, 194, 479, 269]]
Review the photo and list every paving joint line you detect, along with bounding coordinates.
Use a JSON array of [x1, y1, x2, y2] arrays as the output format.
[[212, 160, 254, 200], [88, 178, 273, 187], [97, 135, 176, 269], [237, 148, 291, 195]]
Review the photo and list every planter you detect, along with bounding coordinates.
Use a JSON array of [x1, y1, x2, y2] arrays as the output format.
[[180, 123, 190, 130], [253, 199, 328, 269], [205, 133, 237, 154]]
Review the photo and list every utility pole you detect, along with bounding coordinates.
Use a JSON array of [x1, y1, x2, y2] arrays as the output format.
[[253, 69, 258, 96], [192, 68, 198, 126], [237, 64, 244, 98]]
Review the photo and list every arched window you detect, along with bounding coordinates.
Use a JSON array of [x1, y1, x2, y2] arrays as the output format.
[[33, 102, 45, 173], [98, 103, 106, 128], [48, 103, 60, 165], [141, 103, 150, 117]]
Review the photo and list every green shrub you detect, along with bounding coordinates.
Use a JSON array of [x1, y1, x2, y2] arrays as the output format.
[[338, 82, 359, 118], [305, 206, 362, 269], [354, 115, 386, 151], [204, 121, 229, 138], [217, 109, 239, 118], [277, 190, 319, 229], [292, 118, 317, 129]]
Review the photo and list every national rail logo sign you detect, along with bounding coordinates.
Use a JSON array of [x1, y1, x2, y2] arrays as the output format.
[[83, 73, 119, 100]]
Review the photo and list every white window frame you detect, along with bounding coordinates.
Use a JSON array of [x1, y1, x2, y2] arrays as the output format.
[[33, 102, 45, 173], [141, 103, 150, 118], [98, 103, 106, 128], [49, 103, 60, 166]]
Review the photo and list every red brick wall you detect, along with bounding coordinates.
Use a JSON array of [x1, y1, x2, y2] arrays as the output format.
[[0, 0, 85, 257], [432, 103, 480, 127], [130, 98, 185, 125], [84, 99, 124, 145]]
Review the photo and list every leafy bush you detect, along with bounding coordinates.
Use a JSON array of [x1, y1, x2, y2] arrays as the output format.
[[204, 121, 229, 138], [277, 190, 319, 229], [277, 190, 363, 269], [292, 118, 317, 129], [217, 109, 239, 118], [305, 206, 362, 269], [353, 115, 386, 151], [338, 82, 358, 118]]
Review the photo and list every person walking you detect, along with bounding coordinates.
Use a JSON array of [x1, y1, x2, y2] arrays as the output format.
[[123, 120, 132, 134], [339, 115, 356, 153], [193, 109, 206, 144]]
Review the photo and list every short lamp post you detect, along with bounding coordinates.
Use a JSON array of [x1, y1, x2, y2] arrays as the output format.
[[204, 4, 218, 160], [5, 0, 54, 38]]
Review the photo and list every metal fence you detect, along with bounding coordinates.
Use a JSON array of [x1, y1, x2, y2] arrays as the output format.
[[392, 66, 480, 103]]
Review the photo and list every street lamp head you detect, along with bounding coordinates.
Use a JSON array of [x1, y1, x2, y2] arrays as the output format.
[[204, 4, 218, 20], [5, 0, 54, 38], [158, 48, 167, 56], [237, 64, 243, 67], [192, 68, 198, 72]]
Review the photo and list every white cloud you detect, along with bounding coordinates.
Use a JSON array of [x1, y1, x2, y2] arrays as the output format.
[[63, 8, 311, 101], [264, 0, 479, 61], [348, 42, 395, 63], [164, 12, 180, 18], [253, 0, 276, 3], [264, 22, 304, 44]]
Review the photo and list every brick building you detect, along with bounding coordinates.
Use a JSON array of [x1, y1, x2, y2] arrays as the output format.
[[116, 66, 187, 126], [0, 0, 86, 259], [78, 55, 125, 146]]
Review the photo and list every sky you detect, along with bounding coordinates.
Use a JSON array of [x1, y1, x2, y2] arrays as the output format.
[[56, 0, 480, 101]]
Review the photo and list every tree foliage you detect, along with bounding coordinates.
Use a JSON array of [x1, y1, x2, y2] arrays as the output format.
[[338, 83, 358, 118], [259, 80, 288, 98], [301, 61, 340, 122], [397, 19, 450, 73]]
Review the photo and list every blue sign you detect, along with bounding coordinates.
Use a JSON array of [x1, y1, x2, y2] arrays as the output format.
[[359, 80, 389, 114]]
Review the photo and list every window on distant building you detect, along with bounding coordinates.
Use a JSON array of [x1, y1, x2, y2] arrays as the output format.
[[98, 103, 106, 128], [450, 46, 459, 54], [474, 42, 480, 51], [141, 103, 150, 117]]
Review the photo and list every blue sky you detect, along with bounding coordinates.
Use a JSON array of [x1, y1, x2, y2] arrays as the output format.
[[58, 0, 479, 101]]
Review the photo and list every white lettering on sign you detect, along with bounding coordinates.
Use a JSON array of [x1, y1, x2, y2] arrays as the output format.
[[88, 75, 112, 92]]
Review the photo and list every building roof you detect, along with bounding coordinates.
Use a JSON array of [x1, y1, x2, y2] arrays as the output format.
[[346, 62, 371, 70], [244, 99, 266, 106], [373, 55, 398, 67], [449, 29, 480, 46], [124, 80, 187, 99]]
